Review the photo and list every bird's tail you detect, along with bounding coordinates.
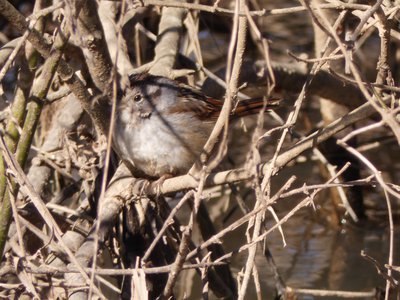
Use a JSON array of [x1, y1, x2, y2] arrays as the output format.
[[232, 97, 280, 118]]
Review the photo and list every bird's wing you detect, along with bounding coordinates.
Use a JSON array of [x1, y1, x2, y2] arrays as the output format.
[[169, 81, 280, 121]]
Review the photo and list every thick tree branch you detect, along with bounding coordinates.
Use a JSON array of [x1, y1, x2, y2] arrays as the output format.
[[70, 0, 114, 93], [148, 3, 186, 77]]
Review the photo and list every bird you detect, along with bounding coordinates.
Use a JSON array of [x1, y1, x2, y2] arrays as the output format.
[[113, 72, 278, 178]]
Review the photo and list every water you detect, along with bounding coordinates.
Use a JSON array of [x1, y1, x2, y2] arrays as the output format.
[[176, 196, 396, 299]]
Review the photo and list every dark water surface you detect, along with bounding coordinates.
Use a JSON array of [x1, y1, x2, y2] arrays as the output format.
[[177, 201, 397, 299], [233, 212, 395, 299]]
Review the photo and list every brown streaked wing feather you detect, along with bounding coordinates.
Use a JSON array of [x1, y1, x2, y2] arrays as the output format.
[[167, 84, 223, 121]]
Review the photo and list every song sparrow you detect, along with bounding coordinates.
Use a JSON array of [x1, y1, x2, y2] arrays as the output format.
[[114, 73, 277, 178]]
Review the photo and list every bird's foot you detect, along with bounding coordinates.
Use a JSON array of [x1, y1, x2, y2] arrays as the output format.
[[151, 173, 173, 197]]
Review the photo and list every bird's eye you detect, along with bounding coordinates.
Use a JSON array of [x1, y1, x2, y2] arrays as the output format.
[[133, 94, 142, 102]]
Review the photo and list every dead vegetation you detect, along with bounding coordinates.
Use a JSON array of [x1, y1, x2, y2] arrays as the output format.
[[0, 0, 400, 299]]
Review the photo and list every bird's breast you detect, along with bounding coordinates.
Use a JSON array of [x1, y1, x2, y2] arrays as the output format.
[[115, 113, 213, 177]]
